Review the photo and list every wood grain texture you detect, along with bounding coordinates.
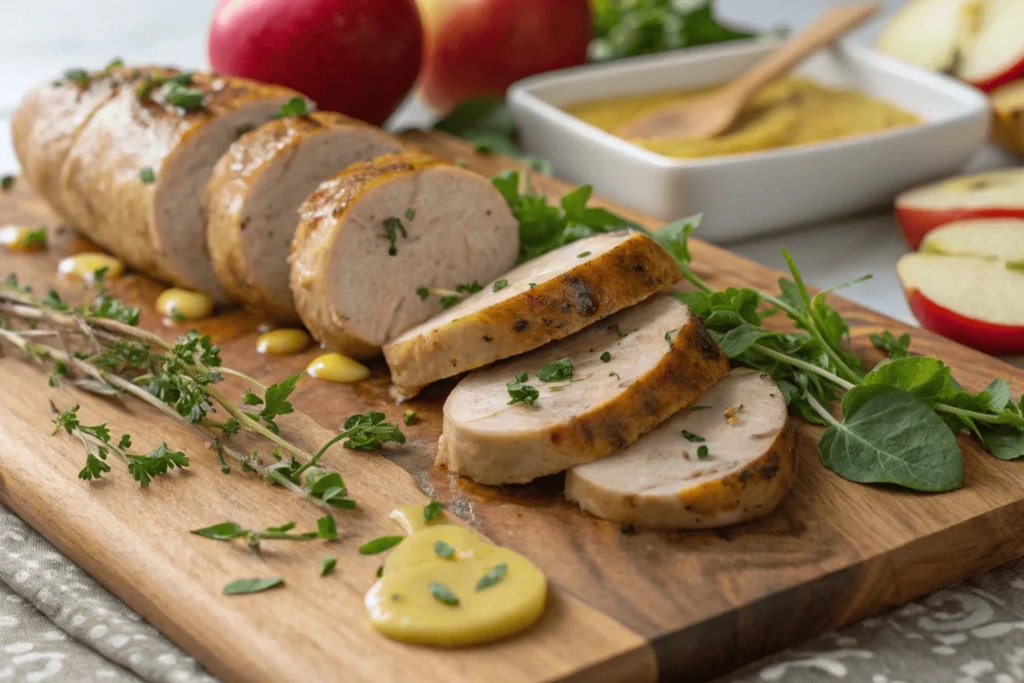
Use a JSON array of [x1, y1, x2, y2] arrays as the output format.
[[1, 131, 1024, 682]]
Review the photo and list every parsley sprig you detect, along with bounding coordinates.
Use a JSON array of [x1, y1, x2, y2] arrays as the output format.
[[192, 515, 336, 551]]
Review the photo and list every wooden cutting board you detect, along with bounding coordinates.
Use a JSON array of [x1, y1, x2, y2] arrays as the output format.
[[3, 131, 1024, 683]]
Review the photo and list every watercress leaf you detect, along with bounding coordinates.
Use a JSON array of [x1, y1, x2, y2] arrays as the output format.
[[651, 214, 700, 266], [819, 389, 964, 492], [673, 291, 711, 317], [983, 378, 1011, 411], [980, 425, 1024, 460], [223, 577, 283, 595], [717, 324, 776, 358], [840, 384, 900, 420], [870, 330, 911, 359], [861, 357, 950, 400]]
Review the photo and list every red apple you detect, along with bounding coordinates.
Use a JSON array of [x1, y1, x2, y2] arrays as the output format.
[[899, 219, 1024, 354], [416, 0, 592, 113], [875, 0, 969, 73], [208, 0, 423, 125], [894, 169, 1024, 249], [955, 0, 1024, 91]]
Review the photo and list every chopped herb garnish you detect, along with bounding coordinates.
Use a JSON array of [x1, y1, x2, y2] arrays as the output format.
[[317, 514, 338, 540], [600, 351, 611, 363], [320, 556, 337, 577], [429, 581, 460, 606], [1, 175, 14, 191], [665, 328, 680, 345], [609, 371, 621, 380], [528, 282, 537, 288], [612, 324, 628, 338], [697, 445, 709, 459], [19, 228, 47, 249], [434, 540, 455, 559], [506, 371, 539, 406], [235, 124, 254, 138], [63, 69, 90, 87], [577, 251, 592, 258], [689, 405, 711, 411], [538, 357, 574, 382], [164, 83, 204, 112], [358, 535, 404, 555], [403, 410, 417, 425], [682, 430, 705, 443], [272, 96, 310, 119], [102, 58, 124, 74], [475, 563, 508, 591], [724, 404, 744, 424], [382, 217, 407, 255], [423, 500, 442, 521], [376, 566, 384, 578], [493, 279, 508, 292], [139, 167, 155, 184], [404, 208, 416, 220], [223, 577, 284, 595], [335, 410, 405, 451]]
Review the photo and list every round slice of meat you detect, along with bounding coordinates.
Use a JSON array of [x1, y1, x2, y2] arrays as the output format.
[[384, 230, 682, 399], [437, 294, 730, 485], [565, 369, 797, 530], [59, 71, 299, 300], [289, 152, 520, 358], [205, 112, 403, 321], [12, 65, 175, 222]]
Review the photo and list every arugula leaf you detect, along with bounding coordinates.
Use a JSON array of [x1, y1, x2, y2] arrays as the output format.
[[537, 357, 573, 382], [506, 371, 539, 406]]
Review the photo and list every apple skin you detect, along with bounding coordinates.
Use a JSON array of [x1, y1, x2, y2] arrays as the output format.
[[895, 205, 1024, 249], [904, 288, 1024, 355], [969, 57, 1024, 93], [208, 0, 423, 125], [417, 0, 592, 113]]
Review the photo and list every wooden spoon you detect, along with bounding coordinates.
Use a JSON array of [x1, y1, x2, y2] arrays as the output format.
[[613, 3, 879, 141]]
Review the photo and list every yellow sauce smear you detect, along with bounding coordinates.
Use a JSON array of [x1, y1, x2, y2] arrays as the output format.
[[366, 522, 547, 647], [155, 288, 213, 322], [57, 252, 124, 282], [0, 225, 46, 252], [257, 328, 312, 355], [307, 352, 369, 383], [565, 77, 920, 159]]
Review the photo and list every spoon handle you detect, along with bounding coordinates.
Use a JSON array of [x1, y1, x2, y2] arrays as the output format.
[[729, 4, 879, 96]]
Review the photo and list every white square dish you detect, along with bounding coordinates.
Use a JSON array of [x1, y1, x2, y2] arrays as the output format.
[[508, 40, 991, 242]]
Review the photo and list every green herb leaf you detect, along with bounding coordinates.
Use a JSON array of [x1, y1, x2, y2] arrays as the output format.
[[434, 540, 455, 559], [423, 500, 442, 521], [537, 357, 573, 382], [382, 217, 407, 256], [223, 577, 283, 595], [63, 68, 90, 86], [600, 351, 611, 362], [339, 411, 405, 451], [359, 535, 404, 555], [139, 167, 155, 184], [164, 83, 204, 112], [506, 371, 539, 406], [428, 581, 460, 606], [403, 410, 417, 425], [192, 522, 248, 540], [272, 96, 310, 119], [696, 445, 709, 459], [475, 563, 508, 591], [493, 279, 508, 292], [1, 175, 14, 191], [321, 556, 337, 577], [820, 389, 964, 492], [317, 514, 338, 540], [682, 430, 705, 443], [125, 443, 189, 488], [870, 330, 911, 360]]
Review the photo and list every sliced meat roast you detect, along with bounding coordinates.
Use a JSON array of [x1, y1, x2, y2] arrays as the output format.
[[565, 369, 797, 530], [11, 65, 175, 222], [205, 112, 403, 321], [289, 152, 521, 358], [437, 294, 730, 485], [57, 71, 299, 299], [384, 230, 682, 399]]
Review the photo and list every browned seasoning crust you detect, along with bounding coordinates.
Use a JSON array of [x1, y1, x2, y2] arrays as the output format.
[[205, 112, 403, 321], [288, 152, 448, 358], [56, 72, 299, 296], [11, 65, 176, 223], [384, 231, 683, 394]]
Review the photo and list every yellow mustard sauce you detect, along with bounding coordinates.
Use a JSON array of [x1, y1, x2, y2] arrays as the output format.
[[57, 252, 124, 282], [565, 77, 920, 159], [365, 521, 547, 647], [256, 328, 313, 355], [306, 352, 370, 383], [155, 288, 214, 322], [0, 225, 46, 252]]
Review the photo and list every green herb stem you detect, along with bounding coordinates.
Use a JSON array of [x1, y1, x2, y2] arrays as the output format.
[[750, 343, 855, 391]]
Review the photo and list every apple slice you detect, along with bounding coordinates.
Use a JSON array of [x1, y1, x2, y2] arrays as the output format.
[[895, 169, 1024, 248], [954, 0, 1024, 91], [875, 0, 970, 72], [991, 80, 1024, 157], [921, 218, 1024, 259]]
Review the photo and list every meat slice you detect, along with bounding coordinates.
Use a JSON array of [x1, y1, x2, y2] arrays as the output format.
[[11, 65, 174, 222], [384, 230, 682, 398], [289, 152, 520, 358], [205, 112, 402, 321], [565, 369, 797, 530], [437, 295, 729, 484], [58, 72, 299, 299]]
